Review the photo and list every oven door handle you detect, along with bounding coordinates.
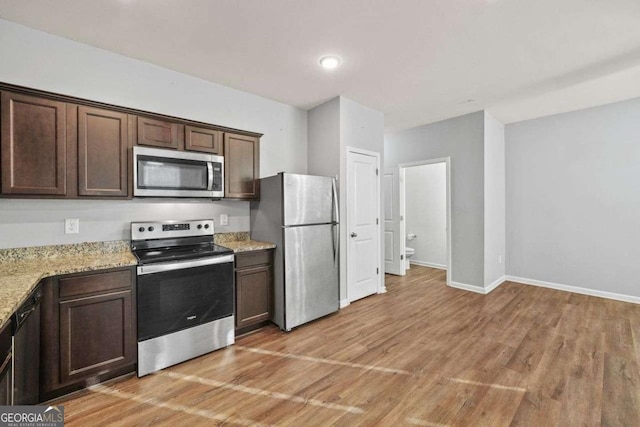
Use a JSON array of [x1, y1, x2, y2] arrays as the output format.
[[137, 254, 234, 275]]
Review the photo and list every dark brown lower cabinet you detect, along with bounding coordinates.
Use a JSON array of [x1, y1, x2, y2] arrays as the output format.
[[0, 320, 11, 405], [40, 267, 136, 401], [235, 249, 274, 335]]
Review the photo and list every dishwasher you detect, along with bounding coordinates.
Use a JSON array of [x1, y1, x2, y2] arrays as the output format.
[[12, 285, 42, 405]]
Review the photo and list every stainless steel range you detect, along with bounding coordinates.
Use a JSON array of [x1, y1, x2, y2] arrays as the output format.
[[131, 219, 235, 377]]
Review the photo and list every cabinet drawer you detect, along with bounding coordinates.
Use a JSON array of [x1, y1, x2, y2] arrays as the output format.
[[59, 269, 132, 299], [235, 250, 272, 269]]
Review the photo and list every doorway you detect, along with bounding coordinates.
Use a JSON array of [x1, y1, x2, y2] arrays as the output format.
[[346, 147, 382, 303], [385, 158, 451, 286]]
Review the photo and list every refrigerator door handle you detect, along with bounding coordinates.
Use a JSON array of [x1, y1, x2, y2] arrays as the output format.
[[332, 179, 339, 224], [332, 223, 339, 264], [332, 178, 340, 264]]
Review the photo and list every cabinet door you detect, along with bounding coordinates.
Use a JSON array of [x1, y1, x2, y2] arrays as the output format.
[[236, 265, 271, 329], [59, 289, 135, 384], [0, 355, 10, 406], [41, 269, 136, 401], [224, 133, 260, 199], [137, 116, 179, 149], [0, 320, 11, 406], [1, 91, 67, 195], [185, 126, 223, 154], [78, 106, 129, 196]]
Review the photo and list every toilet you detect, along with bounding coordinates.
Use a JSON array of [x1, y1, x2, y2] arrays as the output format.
[[405, 233, 417, 269], [405, 247, 415, 269]]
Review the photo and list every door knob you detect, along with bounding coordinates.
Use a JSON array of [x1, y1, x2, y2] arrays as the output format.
[[350, 232, 358, 238]]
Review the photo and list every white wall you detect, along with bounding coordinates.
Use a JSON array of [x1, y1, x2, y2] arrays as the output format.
[[506, 97, 640, 298], [484, 112, 506, 286], [0, 19, 308, 248], [340, 98, 385, 299], [404, 163, 447, 268], [307, 98, 340, 179], [385, 111, 485, 287], [0, 199, 248, 249], [308, 97, 385, 301]]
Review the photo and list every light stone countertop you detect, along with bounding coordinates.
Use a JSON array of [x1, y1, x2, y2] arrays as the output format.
[[0, 243, 137, 330], [0, 235, 276, 330], [221, 240, 276, 253]]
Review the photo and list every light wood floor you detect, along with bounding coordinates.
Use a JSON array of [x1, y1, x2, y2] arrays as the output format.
[[56, 266, 640, 426]]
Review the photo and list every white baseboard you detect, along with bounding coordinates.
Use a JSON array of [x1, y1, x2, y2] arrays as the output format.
[[485, 275, 506, 293], [339, 299, 350, 308], [410, 260, 447, 270], [449, 277, 505, 295], [449, 281, 486, 294], [505, 275, 640, 305]]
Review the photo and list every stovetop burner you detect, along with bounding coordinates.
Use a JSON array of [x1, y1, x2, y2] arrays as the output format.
[[130, 219, 234, 265], [133, 242, 233, 265]]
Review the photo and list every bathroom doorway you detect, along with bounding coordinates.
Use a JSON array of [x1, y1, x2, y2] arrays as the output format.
[[396, 158, 451, 284]]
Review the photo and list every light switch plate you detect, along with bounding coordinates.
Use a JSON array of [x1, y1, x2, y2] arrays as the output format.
[[220, 214, 229, 226], [65, 218, 80, 234]]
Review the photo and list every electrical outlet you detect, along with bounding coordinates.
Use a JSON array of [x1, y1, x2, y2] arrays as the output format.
[[498, 255, 502, 264], [65, 219, 80, 234], [220, 214, 229, 226]]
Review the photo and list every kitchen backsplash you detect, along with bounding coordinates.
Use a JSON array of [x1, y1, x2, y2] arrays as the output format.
[[0, 240, 131, 262], [0, 199, 250, 249]]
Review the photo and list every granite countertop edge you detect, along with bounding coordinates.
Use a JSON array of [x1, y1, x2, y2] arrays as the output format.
[[223, 240, 277, 253], [0, 252, 138, 331], [0, 238, 276, 330]]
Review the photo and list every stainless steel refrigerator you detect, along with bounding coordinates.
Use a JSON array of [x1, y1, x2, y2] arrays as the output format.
[[250, 173, 339, 331]]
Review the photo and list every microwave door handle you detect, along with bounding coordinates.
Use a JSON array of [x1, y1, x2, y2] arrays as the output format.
[[207, 162, 214, 191]]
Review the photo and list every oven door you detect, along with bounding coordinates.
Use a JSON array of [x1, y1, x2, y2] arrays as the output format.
[[137, 255, 234, 341]]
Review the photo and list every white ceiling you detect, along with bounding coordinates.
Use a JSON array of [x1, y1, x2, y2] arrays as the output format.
[[1, 0, 640, 131]]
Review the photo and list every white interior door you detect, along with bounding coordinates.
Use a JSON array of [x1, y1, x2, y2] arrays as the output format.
[[384, 169, 404, 275], [347, 150, 380, 302], [399, 167, 407, 271]]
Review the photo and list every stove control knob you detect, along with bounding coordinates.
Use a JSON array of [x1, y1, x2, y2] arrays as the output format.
[[204, 224, 210, 229], [148, 226, 155, 232], [138, 227, 145, 233], [197, 224, 203, 229]]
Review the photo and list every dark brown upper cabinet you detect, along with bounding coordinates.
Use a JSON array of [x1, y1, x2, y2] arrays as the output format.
[[224, 133, 260, 199], [1, 91, 67, 195], [77, 106, 129, 197], [137, 116, 180, 149], [0, 83, 263, 200], [185, 126, 223, 154]]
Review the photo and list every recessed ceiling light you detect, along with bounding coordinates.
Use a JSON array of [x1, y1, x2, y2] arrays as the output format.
[[319, 56, 341, 70]]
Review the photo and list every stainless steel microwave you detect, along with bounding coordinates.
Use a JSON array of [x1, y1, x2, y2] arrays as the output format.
[[133, 146, 224, 198]]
